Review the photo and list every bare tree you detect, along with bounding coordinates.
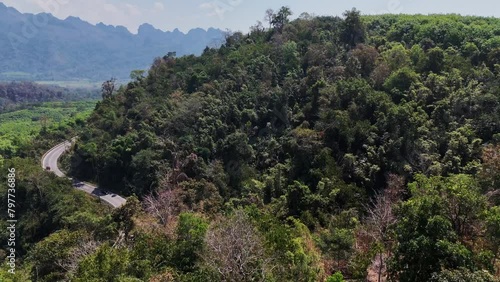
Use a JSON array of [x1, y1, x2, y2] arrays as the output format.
[[366, 192, 394, 282], [203, 210, 269, 282], [56, 238, 100, 280], [144, 188, 179, 226], [365, 174, 404, 282], [264, 9, 274, 29]]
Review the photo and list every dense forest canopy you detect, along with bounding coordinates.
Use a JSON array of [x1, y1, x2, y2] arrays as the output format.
[[1, 8, 500, 282], [74, 9, 500, 199]]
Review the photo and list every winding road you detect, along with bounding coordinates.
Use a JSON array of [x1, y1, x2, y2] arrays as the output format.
[[41, 141, 127, 208]]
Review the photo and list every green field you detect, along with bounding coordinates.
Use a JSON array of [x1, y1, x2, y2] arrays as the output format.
[[0, 80, 103, 88], [0, 71, 31, 77], [0, 101, 96, 156], [35, 80, 102, 88]]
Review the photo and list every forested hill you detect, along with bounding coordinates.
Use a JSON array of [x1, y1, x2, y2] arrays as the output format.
[[67, 9, 500, 280], [3, 8, 500, 282], [0, 3, 224, 81], [0, 82, 99, 112], [76, 10, 500, 196]]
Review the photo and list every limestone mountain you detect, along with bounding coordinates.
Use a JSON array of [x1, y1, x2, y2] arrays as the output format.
[[0, 3, 224, 81]]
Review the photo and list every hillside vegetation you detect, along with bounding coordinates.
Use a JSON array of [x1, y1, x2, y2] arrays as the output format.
[[0, 101, 96, 158], [2, 8, 500, 282]]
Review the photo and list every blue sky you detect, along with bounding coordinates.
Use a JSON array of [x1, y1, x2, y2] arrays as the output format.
[[2, 0, 500, 33]]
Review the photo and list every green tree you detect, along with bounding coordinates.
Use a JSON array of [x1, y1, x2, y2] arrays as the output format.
[[390, 174, 489, 282], [426, 47, 445, 73], [382, 43, 411, 71], [129, 70, 145, 82], [172, 213, 209, 272], [74, 244, 149, 282], [326, 272, 345, 282], [101, 78, 116, 100], [485, 207, 500, 261], [341, 8, 366, 47], [319, 210, 358, 273], [112, 196, 141, 237], [29, 230, 81, 281], [430, 268, 499, 282], [383, 67, 419, 102], [271, 6, 293, 32]]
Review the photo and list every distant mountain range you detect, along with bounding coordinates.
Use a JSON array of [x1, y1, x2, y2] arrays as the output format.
[[0, 3, 225, 81]]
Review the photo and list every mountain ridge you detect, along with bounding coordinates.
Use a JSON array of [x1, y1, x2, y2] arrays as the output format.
[[0, 4, 225, 81]]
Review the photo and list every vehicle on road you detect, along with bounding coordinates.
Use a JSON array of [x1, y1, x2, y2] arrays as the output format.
[[42, 140, 127, 208]]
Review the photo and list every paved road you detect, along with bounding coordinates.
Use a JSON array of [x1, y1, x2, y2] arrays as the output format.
[[41, 141, 126, 208]]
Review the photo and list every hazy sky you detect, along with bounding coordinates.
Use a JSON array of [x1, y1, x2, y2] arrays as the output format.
[[2, 0, 500, 33]]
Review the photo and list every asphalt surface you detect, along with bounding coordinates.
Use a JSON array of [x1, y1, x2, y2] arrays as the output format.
[[41, 141, 126, 208]]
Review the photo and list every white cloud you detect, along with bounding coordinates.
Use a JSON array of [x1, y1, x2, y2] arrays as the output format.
[[2, 0, 44, 13], [66, 1, 146, 32], [153, 2, 164, 11], [125, 3, 142, 17], [102, 3, 118, 13], [199, 0, 243, 19], [199, 2, 213, 10], [199, 1, 226, 18]]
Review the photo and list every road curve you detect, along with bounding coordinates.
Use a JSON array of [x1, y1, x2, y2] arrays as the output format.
[[41, 141, 127, 208]]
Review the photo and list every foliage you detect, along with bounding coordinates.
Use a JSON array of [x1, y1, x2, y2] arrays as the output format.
[[0, 100, 95, 157], [5, 8, 500, 282], [430, 268, 499, 282], [0, 158, 112, 281], [390, 174, 492, 282], [326, 272, 345, 282]]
